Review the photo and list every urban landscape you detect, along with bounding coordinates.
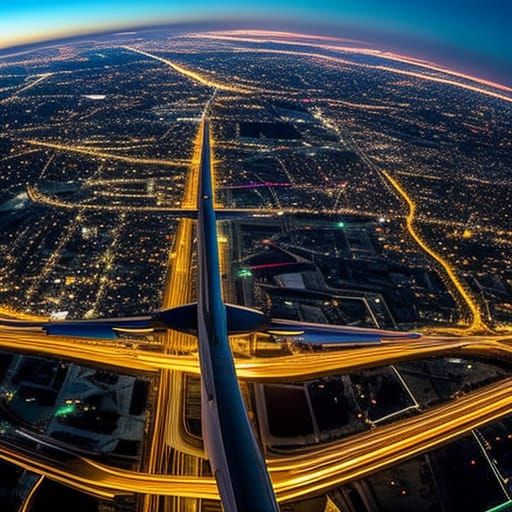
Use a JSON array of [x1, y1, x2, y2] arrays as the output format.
[[0, 27, 511, 512]]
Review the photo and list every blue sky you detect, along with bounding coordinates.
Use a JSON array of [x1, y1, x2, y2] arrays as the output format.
[[1, 0, 511, 83]]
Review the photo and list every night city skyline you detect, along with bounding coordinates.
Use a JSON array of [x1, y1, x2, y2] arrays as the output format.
[[1, 1, 512, 85], [0, 4, 511, 512]]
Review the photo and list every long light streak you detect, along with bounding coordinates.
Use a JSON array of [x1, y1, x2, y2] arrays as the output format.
[[25, 140, 189, 167], [2, 329, 512, 384], [142, 119, 205, 512], [2, 378, 512, 502], [18, 475, 44, 512], [123, 46, 256, 94], [0, 73, 52, 104], [380, 169, 487, 332], [201, 31, 512, 102]]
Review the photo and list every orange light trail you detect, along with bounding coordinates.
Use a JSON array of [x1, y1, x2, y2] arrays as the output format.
[[380, 170, 487, 332], [26, 184, 196, 213], [18, 475, 44, 512], [0, 306, 48, 322], [123, 46, 257, 94], [2, 328, 512, 384], [24, 140, 189, 167], [201, 32, 512, 103], [141, 119, 205, 512], [2, 377, 512, 503]]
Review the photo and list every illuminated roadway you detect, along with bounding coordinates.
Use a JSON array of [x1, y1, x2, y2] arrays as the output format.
[[314, 93, 493, 336], [2, 327, 512, 380], [1, 376, 512, 503], [0, 73, 53, 105], [123, 46, 258, 94], [380, 169, 487, 333], [23, 182, 512, 240], [24, 139, 190, 168], [141, 116, 203, 512]]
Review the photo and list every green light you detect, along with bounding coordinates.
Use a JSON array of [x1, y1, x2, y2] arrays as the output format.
[[236, 268, 253, 279], [336, 221, 345, 228], [485, 501, 512, 512], [55, 404, 76, 417]]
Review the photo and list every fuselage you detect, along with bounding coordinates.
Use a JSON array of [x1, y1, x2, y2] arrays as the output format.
[[196, 120, 279, 512]]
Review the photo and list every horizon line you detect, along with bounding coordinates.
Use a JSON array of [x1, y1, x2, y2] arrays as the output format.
[[0, 21, 511, 91]]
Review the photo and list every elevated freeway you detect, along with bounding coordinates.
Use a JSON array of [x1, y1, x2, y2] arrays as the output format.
[[1, 376, 512, 503]]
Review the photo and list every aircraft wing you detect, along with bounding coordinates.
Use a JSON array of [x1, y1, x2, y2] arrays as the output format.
[[266, 318, 421, 345], [0, 316, 154, 339]]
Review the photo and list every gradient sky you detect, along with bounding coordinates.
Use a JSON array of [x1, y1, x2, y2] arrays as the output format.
[[1, 0, 511, 84]]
